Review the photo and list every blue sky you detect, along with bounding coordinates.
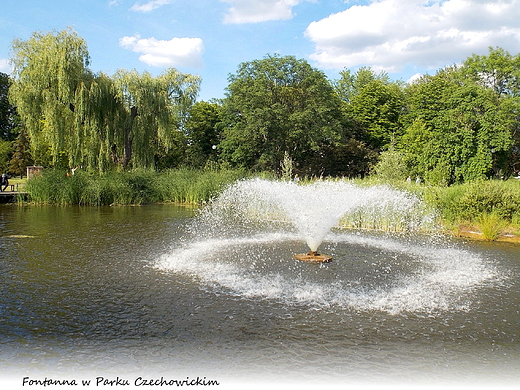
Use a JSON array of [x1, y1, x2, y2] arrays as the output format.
[[2, 0, 520, 101]]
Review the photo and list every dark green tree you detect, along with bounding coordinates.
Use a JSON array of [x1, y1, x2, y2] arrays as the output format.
[[220, 54, 345, 175], [9, 127, 33, 178], [184, 101, 222, 168], [0, 72, 17, 141], [335, 67, 404, 152], [347, 80, 404, 149]]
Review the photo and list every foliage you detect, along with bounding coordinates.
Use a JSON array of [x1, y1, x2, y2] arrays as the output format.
[[280, 151, 293, 181], [0, 72, 17, 140], [9, 28, 200, 171], [372, 144, 408, 181], [477, 212, 507, 241], [0, 139, 12, 174], [336, 67, 404, 151], [462, 47, 520, 174], [220, 54, 345, 176], [113, 68, 200, 168], [7, 29, 520, 188], [399, 66, 513, 184], [334, 67, 392, 103], [422, 179, 520, 224], [9, 128, 33, 177], [184, 101, 222, 168]]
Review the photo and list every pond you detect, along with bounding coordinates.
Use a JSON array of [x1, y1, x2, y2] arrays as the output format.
[[0, 203, 519, 388]]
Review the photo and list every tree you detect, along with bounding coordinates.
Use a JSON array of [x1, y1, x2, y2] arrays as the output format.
[[113, 68, 200, 168], [9, 127, 33, 178], [184, 101, 222, 168], [348, 80, 404, 149], [372, 143, 408, 182], [334, 66, 391, 103], [0, 139, 11, 174], [399, 66, 513, 184], [463, 47, 520, 97], [462, 47, 520, 175], [0, 72, 17, 141], [335, 67, 405, 151], [220, 54, 345, 175], [9, 28, 92, 168]]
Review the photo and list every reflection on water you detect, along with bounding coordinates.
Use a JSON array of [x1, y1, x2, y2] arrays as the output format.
[[0, 204, 519, 386]]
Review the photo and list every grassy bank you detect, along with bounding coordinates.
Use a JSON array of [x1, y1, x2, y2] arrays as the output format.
[[419, 179, 520, 241], [24, 168, 247, 205]]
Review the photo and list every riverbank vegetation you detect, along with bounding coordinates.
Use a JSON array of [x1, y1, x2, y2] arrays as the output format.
[[24, 168, 246, 205], [2, 28, 520, 240]]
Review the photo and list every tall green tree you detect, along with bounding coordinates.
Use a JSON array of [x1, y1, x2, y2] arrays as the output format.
[[184, 101, 222, 168], [221, 54, 344, 175], [462, 47, 520, 175], [9, 127, 33, 177], [348, 80, 404, 149], [463, 47, 520, 97], [336, 67, 404, 151], [0, 72, 17, 141], [334, 66, 391, 103], [400, 66, 513, 184], [9, 28, 93, 168], [113, 68, 200, 168]]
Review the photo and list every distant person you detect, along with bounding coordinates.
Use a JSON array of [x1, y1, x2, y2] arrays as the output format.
[[407, 176, 412, 184], [415, 176, 421, 185], [1, 174, 8, 191]]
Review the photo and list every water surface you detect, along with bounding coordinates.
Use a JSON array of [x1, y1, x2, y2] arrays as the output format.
[[0, 204, 519, 387]]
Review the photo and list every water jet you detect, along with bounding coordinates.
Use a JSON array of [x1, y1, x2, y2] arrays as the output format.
[[191, 178, 434, 262]]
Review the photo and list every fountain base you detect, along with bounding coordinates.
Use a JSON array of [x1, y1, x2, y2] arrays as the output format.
[[294, 252, 332, 263]]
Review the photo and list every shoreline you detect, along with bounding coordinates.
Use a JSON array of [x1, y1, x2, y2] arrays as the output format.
[[452, 228, 520, 244]]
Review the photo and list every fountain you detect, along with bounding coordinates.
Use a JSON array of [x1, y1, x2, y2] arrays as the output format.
[[190, 178, 433, 263], [157, 177, 498, 315]]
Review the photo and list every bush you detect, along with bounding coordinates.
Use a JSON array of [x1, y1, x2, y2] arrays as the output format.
[[423, 179, 520, 224]]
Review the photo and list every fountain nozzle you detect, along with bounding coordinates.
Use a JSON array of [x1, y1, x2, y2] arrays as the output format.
[[294, 251, 332, 263]]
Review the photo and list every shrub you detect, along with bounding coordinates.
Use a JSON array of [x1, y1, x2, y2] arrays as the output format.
[[423, 179, 520, 224]]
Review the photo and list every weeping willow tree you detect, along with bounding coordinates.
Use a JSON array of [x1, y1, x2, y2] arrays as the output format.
[[113, 68, 200, 168], [9, 28, 92, 168], [9, 28, 200, 170]]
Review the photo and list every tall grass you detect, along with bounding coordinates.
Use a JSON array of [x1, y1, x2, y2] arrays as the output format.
[[25, 168, 246, 205], [477, 212, 507, 241]]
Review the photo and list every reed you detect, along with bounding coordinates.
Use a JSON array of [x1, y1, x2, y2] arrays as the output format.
[[477, 212, 507, 241], [25, 168, 246, 205]]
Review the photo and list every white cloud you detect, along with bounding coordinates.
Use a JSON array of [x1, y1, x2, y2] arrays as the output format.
[[305, 0, 520, 72], [130, 0, 171, 12], [221, 0, 304, 24], [119, 35, 204, 68], [0, 59, 12, 74], [407, 72, 423, 84]]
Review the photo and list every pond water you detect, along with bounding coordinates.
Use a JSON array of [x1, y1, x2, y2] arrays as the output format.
[[0, 204, 519, 388]]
